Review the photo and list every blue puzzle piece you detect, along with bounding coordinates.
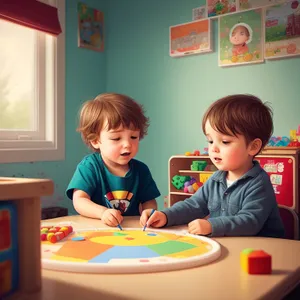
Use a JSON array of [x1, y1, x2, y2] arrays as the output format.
[[89, 246, 159, 263]]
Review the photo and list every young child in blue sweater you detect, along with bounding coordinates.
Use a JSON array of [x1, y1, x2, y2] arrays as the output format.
[[141, 94, 285, 238]]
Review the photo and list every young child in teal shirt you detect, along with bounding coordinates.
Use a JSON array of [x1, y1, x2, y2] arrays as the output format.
[[141, 94, 285, 238], [67, 93, 160, 227]]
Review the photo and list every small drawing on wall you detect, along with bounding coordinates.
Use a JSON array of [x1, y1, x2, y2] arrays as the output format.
[[207, 0, 237, 17], [169, 19, 213, 57], [239, 0, 286, 11], [265, 1, 300, 59], [193, 6, 207, 20], [218, 9, 264, 67], [78, 2, 104, 52]]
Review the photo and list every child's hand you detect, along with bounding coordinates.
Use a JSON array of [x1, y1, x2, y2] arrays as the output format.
[[188, 219, 212, 235], [140, 210, 167, 228], [101, 209, 123, 227]]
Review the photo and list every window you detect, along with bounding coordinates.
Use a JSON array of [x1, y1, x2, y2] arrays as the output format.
[[0, 0, 65, 163]]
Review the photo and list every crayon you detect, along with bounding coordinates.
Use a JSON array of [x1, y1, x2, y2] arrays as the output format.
[[143, 209, 156, 231]]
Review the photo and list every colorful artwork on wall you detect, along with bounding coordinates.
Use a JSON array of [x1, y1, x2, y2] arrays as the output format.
[[78, 2, 104, 52], [218, 9, 264, 66], [193, 6, 207, 20], [170, 19, 213, 57], [239, 0, 287, 11], [207, 0, 237, 17], [265, 1, 300, 59]]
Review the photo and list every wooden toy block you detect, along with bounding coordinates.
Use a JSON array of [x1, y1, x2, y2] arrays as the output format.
[[41, 225, 73, 243], [240, 248, 254, 273], [240, 248, 272, 274], [0, 177, 53, 298], [199, 173, 212, 184]]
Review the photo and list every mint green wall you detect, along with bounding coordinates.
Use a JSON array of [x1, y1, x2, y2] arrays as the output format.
[[105, 0, 300, 208], [0, 0, 106, 214], [1, 0, 299, 213]]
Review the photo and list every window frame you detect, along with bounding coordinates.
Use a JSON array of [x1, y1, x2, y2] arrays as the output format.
[[0, 0, 65, 163]]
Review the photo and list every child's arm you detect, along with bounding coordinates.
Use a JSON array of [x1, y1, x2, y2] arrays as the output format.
[[207, 174, 283, 237], [73, 189, 123, 226], [141, 199, 158, 211], [161, 181, 210, 227], [140, 210, 167, 228], [139, 199, 158, 226]]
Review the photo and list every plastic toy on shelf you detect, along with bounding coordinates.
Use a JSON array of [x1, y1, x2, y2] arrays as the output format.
[[191, 160, 208, 171], [267, 126, 300, 148], [185, 150, 200, 156], [171, 175, 203, 194], [183, 178, 203, 194]]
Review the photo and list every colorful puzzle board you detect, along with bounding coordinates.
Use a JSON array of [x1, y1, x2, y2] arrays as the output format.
[[41, 228, 221, 273]]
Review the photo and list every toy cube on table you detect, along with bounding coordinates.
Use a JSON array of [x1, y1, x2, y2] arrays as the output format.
[[0, 177, 53, 298], [240, 248, 272, 274]]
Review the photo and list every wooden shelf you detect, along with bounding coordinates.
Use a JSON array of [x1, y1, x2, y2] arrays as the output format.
[[178, 170, 215, 174], [0, 177, 54, 296], [170, 191, 192, 196], [168, 156, 216, 207], [261, 147, 300, 155]]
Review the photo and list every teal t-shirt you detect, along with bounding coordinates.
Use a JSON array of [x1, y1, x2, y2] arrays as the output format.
[[66, 153, 160, 216]]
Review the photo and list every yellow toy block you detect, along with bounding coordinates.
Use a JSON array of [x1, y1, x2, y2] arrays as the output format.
[[199, 173, 212, 184], [290, 129, 297, 141], [240, 248, 254, 273]]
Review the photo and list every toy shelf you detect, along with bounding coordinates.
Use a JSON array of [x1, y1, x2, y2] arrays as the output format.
[[0, 177, 54, 298], [259, 147, 300, 239], [168, 155, 216, 207]]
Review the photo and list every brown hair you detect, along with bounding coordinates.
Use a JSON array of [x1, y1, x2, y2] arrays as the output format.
[[77, 93, 149, 151], [202, 94, 273, 152]]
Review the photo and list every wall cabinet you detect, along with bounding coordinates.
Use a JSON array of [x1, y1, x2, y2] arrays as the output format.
[[258, 147, 299, 240]]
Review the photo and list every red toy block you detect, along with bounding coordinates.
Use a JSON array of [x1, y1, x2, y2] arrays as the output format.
[[248, 250, 272, 274]]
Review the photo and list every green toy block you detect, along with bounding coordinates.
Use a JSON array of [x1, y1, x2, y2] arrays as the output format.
[[171, 175, 191, 190], [191, 162, 199, 171], [191, 161, 208, 171]]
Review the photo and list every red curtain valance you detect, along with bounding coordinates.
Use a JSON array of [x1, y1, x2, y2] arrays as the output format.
[[0, 0, 61, 36]]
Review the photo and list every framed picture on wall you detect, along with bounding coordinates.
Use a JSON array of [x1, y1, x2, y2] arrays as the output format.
[[192, 6, 207, 20], [265, 1, 300, 59], [77, 2, 104, 52], [207, 0, 237, 18], [170, 19, 213, 57], [218, 9, 264, 67], [239, 0, 286, 11]]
